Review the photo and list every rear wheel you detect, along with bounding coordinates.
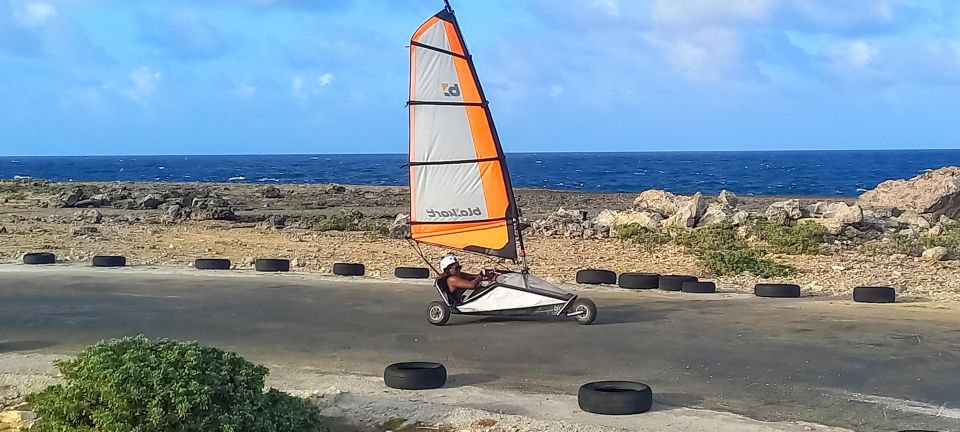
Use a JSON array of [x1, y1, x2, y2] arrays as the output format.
[[570, 298, 597, 325], [427, 301, 450, 326]]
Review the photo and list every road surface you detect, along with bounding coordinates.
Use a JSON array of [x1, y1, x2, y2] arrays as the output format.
[[0, 266, 958, 431]]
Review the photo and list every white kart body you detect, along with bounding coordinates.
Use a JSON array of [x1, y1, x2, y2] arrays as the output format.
[[436, 272, 575, 316]]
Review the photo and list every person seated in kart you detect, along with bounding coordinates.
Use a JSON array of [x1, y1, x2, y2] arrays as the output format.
[[438, 255, 494, 305]]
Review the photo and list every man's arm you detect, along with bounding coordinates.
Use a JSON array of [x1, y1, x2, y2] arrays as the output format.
[[447, 274, 483, 290]]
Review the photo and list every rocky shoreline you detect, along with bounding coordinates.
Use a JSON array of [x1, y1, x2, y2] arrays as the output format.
[[3, 167, 960, 303]]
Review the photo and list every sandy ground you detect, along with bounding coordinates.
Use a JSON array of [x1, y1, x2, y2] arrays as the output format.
[[3, 222, 960, 303], [0, 352, 851, 432], [1, 180, 957, 303]]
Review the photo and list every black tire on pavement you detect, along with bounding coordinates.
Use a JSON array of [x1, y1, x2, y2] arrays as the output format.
[[384, 362, 447, 390], [333, 262, 365, 276], [853, 286, 896, 303], [754, 283, 801, 298], [618, 273, 659, 289], [195, 258, 231, 270], [578, 381, 653, 415], [576, 269, 617, 285], [395, 266, 431, 279], [659, 275, 697, 291], [92, 255, 126, 267], [255, 258, 289, 272], [681, 281, 716, 293], [22, 252, 56, 265], [427, 301, 451, 326]]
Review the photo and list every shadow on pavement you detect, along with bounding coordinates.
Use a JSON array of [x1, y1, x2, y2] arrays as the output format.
[[446, 373, 500, 388]]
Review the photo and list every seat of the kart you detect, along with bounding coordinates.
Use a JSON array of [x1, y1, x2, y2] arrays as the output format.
[[436, 277, 467, 306]]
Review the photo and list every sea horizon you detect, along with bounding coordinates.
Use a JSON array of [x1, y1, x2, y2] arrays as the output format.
[[4, 149, 960, 196]]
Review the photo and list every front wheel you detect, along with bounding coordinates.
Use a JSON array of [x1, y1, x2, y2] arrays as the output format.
[[570, 298, 597, 325], [427, 301, 451, 326]]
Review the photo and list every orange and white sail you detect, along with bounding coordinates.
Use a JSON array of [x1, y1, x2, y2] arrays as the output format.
[[408, 4, 518, 260]]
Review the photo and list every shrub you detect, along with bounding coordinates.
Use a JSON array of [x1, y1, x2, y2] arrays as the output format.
[[27, 336, 328, 432], [615, 224, 670, 250], [699, 248, 794, 278], [756, 220, 828, 255], [313, 212, 361, 231], [674, 223, 794, 277], [923, 221, 960, 255], [863, 233, 924, 256], [675, 223, 745, 251]]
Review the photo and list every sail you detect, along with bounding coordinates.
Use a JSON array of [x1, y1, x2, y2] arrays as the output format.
[[408, 5, 518, 260]]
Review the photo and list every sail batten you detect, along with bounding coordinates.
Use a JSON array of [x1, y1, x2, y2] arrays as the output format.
[[408, 6, 518, 260]]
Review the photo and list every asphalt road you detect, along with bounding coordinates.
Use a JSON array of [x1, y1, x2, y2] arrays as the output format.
[[1, 267, 958, 432]]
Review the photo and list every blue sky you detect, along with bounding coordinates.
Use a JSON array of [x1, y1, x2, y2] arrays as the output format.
[[1, 0, 959, 156]]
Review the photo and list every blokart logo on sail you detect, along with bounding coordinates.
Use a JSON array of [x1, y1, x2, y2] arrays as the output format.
[[426, 207, 482, 218], [441, 83, 460, 97]]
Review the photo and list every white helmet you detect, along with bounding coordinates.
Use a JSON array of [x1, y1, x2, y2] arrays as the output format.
[[439, 256, 459, 271]]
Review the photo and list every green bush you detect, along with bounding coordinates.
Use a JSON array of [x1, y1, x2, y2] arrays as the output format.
[[615, 224, 670, 250], [699, 248, 794, 278], [864, 233, 924, 256], [675, 223, 746, 251], [313, 211, 386, 235], [756, 220, 828, 255], [674, 223, 794, 277], [27, 336, 328, 432], [923, 221, 960, 255]]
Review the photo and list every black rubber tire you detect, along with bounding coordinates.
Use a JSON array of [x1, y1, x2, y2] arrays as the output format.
[[396, 266, 430, 279], [618, 272, 659, 289], [255, 258, 289, 272], [578, 381, 653, 415], [570, 298, 598, 325], [23, 252, 56, 265], [384, 362, 447, 390], [576, 269, 617, 285], [853, 286, 896, 303], [195, 258, 231, 270], [755, 283, 801, 298], [333, 262, 365, 276], [92, 255, 126, 267], [681, 281, 716, 293], [659, 275, 697, 291], [427, 301, 450, 326]]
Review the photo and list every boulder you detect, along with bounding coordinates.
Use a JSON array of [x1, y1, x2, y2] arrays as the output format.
[[53, 187, 85, 208], [717, 190, 738, 207], [388, 213, 411, 239], [928, 225, 944, 236], [698, 202, 734, 226], [819, 202, 864, 225], [896, 211, 934, 229], [663, 193, 708, 228], [72, 226, 100, 237], [922, 246, 949, 261], [593, 209, 662, 231], [633, 190, 683, 216], [256, 215, 286, 230], [191, 207, 235, 221], [0, 226, 7, 234], [323, 183, 347, 194], [72, 209, 102, 224], [858, 166, 960, 218], [764, 199, 803, 225], [137, 194, 165, 209], [260, 186, 282, 199], [531, 208, 607, 239], [731, 210, 750, 226], [161, 204, 191, 223]]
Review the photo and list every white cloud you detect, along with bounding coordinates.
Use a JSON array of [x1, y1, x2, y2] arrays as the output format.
[[233, 83, 257, 99], [548, 84, 564, 99], [590, 0, 619, 17], [12, 2, 56, 28], [123, 66, 162, 106], [292, 72, 335, 102], [318, 72, 334, 86], [648, 27, 744, 82], [653, 0, 772, 26], [844, 40, 877, 67]]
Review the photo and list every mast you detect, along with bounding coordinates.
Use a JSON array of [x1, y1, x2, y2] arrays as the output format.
[[441, 1, 528, 271]]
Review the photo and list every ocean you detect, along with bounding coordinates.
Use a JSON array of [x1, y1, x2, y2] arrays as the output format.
[[2, 150, 959, 196]]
